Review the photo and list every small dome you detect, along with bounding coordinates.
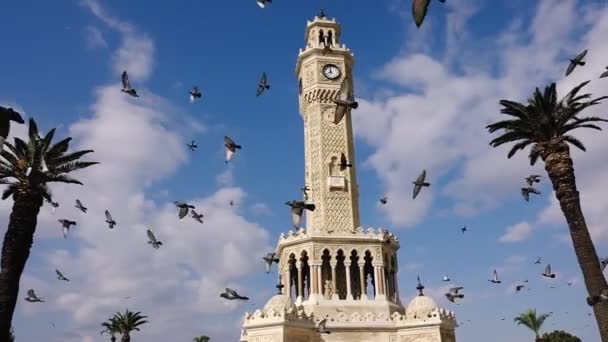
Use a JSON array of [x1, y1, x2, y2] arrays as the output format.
[[263, 294, 296, 313], [406, 295, 438, 319]]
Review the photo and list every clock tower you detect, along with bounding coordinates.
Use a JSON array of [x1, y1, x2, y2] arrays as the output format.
[[295, 11, 360, 235]]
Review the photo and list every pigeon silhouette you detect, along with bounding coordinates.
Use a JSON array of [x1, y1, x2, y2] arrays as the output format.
[[191, 210, 204, 223], [24, 289, 44, 302], [412, 0, 446, 28], [534, 257, 542, 265], [55, 269, 69, 282], [174, 201, 195, 219], [379, 197, 388, 205], [256, 0, 271, 8], [58, 219, 76, 238], [600, 67, 608, 79], [105, 210, 116, 229], [121, 71, 139, 97], [515, 285, 524, 293], [542, 264, 556, 278], [220, 288, 249, 300], [339, 153, 352, 171], [413, 170, 431, 199], [147, 229, 163, 249], [224, 136, 242, 164], [256, 72, 270, 96], [442, 274, 451, 282], [600, 257, 608, 271], [187, 140, 197, 151], [75, 199, 87, 213], [525, 175, 542, 186], [316, 318, 331, 334], [46, 199, 59, 215], [521, 186, 541, 202], [489, 270, 501, 284], [0, 106, 24, 150], [262, 252, 280, 273], [189, 86, 202, 103], [445, 287, 464, 303], [565, 49, 588, 76], [286, 200, 316, 227], [229, 200, 234, 207], [333, 77, 358, 124], [461, 226, 467, 234], [301, 185, 310, 201]]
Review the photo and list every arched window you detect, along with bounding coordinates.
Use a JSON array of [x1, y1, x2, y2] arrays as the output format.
[[364, 250, 375, 299], [288, 253, 297, 299], [349, 250, 361, 300], [318, 29, 325, 47], [321, 249, 332, 298], [329, 156, 338, 176], [300, 251, 310, 299], [327, 30, 334, 47], [335, 250, 347, 299]]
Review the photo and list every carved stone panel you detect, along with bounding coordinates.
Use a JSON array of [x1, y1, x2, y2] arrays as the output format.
[[251, 334, 277, 342]]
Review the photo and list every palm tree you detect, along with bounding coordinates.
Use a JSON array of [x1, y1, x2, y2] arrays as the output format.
[[194, 336, 211, 342], [0, 118, 98, 340], [112, 309, 148, 342], [101, 316, 122, 342], [514, 309, 551, 341], [540, 330, 582, 342], [486, 80, 608, 341]]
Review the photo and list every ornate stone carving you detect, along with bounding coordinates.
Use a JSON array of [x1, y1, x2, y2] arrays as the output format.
[[401, 335, 438, 342], [251, 334, 277, 342], [323, 280, 334, 299]]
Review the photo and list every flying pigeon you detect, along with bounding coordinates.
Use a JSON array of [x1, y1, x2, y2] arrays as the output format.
[[379, 197, 388, 205], [173, 201, 195, 219], [220, 288, 249, 300], [534, 257, 541, 265], [74, 199, 87, 213], [286, 200, 316, 227], [146, 229, 163, 249], [105, 210, 116, 229], [229, 200, 234, 207], [189, 86, 202, 103], [442, 274, 451, 282], [46, 199, 59, 215], [256, 72, 270, 96], [542, 264, 556, 278], [301, 185, 310, 201], [0, 106, 24, 151], [224, 136, 242, 164], [461, 226, 467, 234], [412, 0, 446, 28], [567, 281, 573, 286], [521, 186, 541, 202], [24, 289, 44, 302], [565, 49, 588, 77], [445, 287, 464, 303], [525, 175, 542, 186], [262, 252, 280, 273], [187, 140, 198, 151], [191, 210, 204, 223], [515, 285, 525, 293], [413, 170, 431, 199], [316, 318, 331, 334], [333, 77, 358, 124], [489, 270, 501, 284], [600, 67, 608, 79], [58, 219, 76, 238], [598, 256, 608, 271], [121, 71, 139, 97], [55, 269, 69, 282], [339, 153, 352, 171], [587, 289, 608, 306], [256, 0, 271, 8]]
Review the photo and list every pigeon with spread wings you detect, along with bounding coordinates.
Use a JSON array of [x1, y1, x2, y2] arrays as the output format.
[[263, 252, 280, 273], [174, 201, 195, 219], [46, 199, 59, 215], [105, 210, 116, 229], [220, 288, 249, 300], [191, 210, 204, 223], [189, 86, 202, 103], [489, 270, 501, 284], [445, 287, 464, 303], [187, 140, 198, 151], [121, 71, 139, 97], [75, 199, 87, 213], [147, 229, 163, 249], [525, 175, 542, 186], [256, 0, 271, 8], [542, 264, 556, 278], [601, 67, 608, 79], [601, 257, 608, 271], [521, 186, 541, 202], [256, 72, 270, 96], [55, 269, 69, 282], [286, 200, 315, 228], [333, 77, 358, 124], [58, 219, 76, 238], [0, 106, 24, 150], [413, 170, 431, 199], [339, 153, 352, 171], [412, 0, 446, 28], [25, 289, 44, 302], [565, 49, 588, 77], [224, 136, 242, 164]]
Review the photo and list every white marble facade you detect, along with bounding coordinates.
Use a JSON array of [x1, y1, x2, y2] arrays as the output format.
[[241, 13, 457, 342]]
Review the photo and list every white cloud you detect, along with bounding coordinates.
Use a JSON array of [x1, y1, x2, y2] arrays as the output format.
[[250, 202, 272, 216], [499, 221, 533, 243], [83, 26, 107, 50]]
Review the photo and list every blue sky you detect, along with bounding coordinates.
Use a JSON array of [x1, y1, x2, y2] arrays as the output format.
[[1, 0, 607, 341]]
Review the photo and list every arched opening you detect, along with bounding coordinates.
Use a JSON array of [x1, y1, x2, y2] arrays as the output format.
[[299, 78, 303, 95], [364, 250, 375, 299], [288, 253, 297, 300], [318, 29, 325, 46], [349, 250, 361, 300], [335, 250, 347, 299], [321, 249, 332, 299], [300, 251, 310, 299], [329, 156, 338, 176], [327, 30, 334, 47]]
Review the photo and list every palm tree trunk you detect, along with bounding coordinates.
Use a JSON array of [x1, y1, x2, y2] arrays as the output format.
[[543, 143, 608, 341], [0, 193, 43, 341], [121, 332, 131, 342]]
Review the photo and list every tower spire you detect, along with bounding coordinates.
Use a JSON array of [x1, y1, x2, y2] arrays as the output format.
[[318, 9, 326, 18], [416, 276, 425, 296]]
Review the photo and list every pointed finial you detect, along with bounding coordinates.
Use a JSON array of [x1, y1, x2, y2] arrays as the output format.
[[416, 275, 425, 296], [318, 9, 326, 18], [276, 280, 285, 295]]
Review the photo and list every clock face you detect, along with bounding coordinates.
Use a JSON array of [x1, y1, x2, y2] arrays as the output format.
[[322, 64, 341, 80]]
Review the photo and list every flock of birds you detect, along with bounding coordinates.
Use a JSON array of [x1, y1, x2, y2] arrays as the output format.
[[2, 0, 608, 337]]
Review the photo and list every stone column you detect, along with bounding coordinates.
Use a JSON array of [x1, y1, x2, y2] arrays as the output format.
[[285, 267, 291, 300], [379, 266, 387, 299], [296, 261, 303, 304], [345, 261, 353, 300], [308, 263, 319, 304], [358, 260, 367, 300], [330, 261, 338, 300], [317, 265, 323, 299], [374, 266, 380, 299]]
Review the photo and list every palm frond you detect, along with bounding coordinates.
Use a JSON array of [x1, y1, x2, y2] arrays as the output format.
[[46, 137, 72, 159], [27, 118, 39, 142], [44, 174, 83, 185], [2, 184, 17, 200], [52, 161, 99, 175], [50, 150, 95, 166]]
